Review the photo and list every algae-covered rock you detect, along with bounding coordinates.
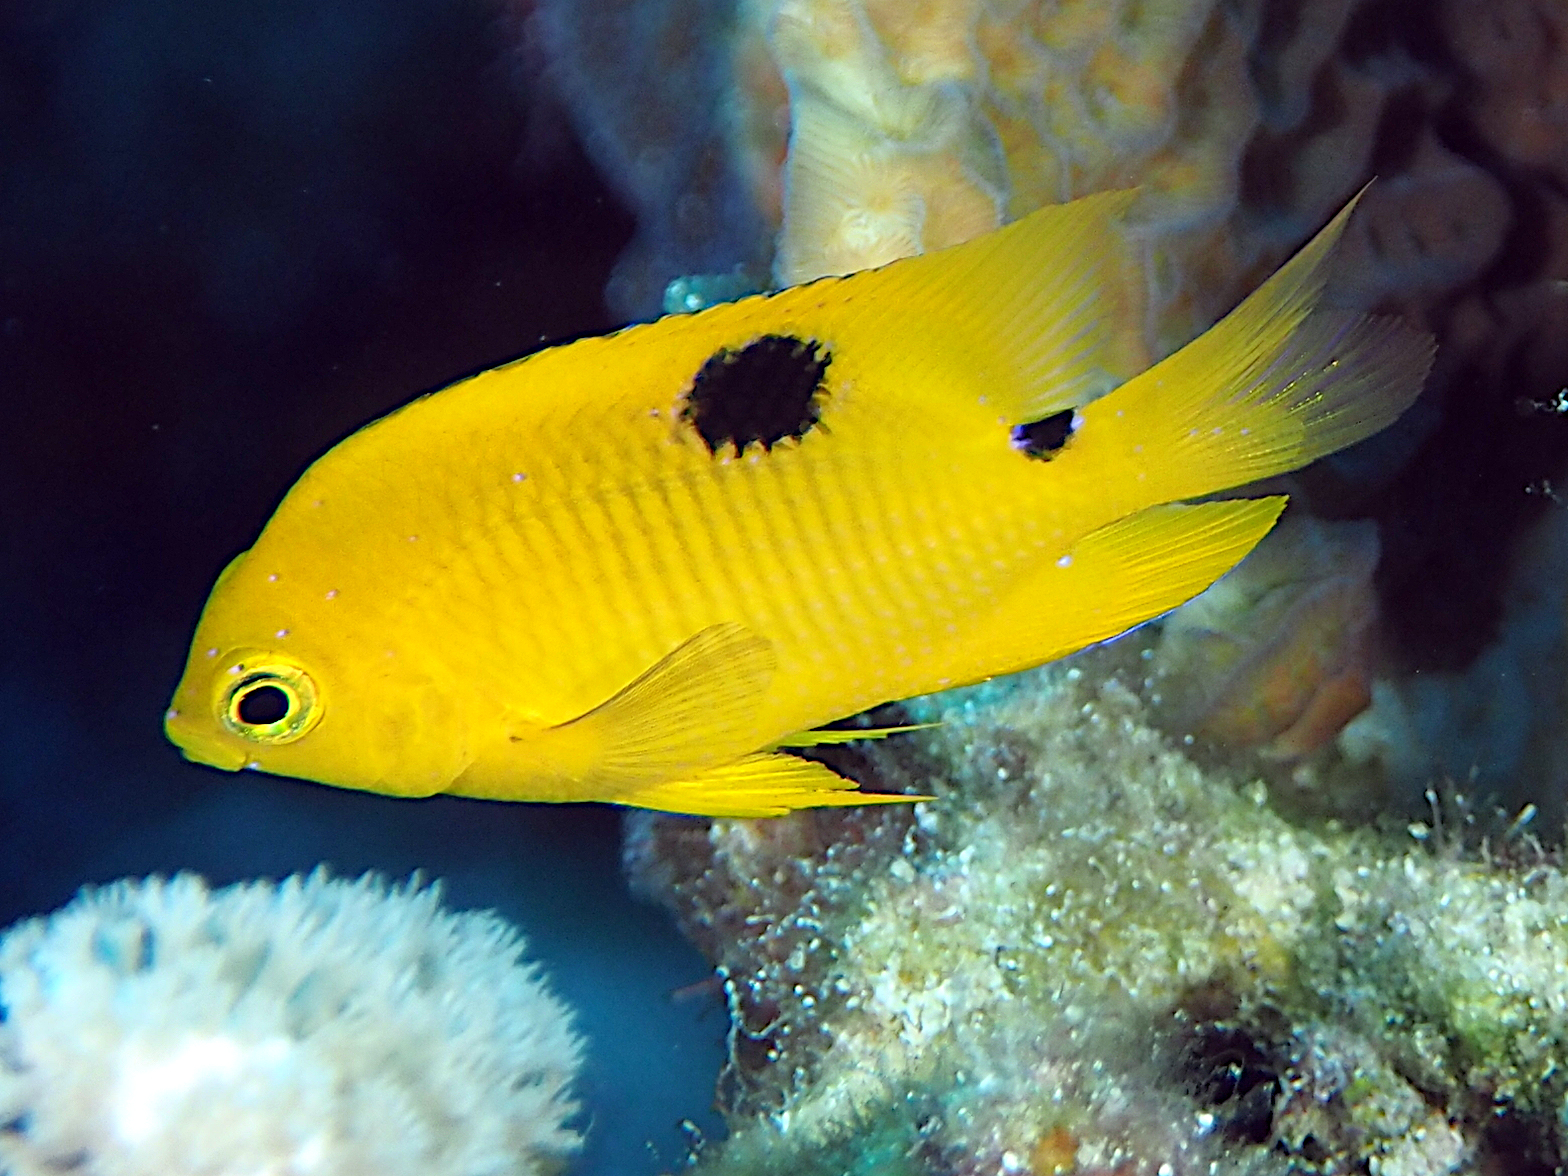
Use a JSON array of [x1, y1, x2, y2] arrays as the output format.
[[631, 663, 1568, 1174]]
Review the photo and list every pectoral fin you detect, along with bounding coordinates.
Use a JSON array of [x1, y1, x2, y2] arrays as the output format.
[[546, 622, 778, 793], [616, 751, 930, 818]]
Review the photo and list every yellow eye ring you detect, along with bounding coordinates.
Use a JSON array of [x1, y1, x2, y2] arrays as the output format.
[[219, 662, 321, 744]]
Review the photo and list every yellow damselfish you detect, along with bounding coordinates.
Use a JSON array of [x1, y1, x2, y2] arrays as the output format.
[[166, 190, 1432, 817]]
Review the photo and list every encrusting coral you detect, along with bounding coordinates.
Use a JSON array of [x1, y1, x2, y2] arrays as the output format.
[[0, 871, 584, 1176], [630, 663, 1568, 1174]]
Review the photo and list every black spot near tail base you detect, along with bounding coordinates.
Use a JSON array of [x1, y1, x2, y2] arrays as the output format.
[[682, 334, 830, 456], [1012, 409, 1078, 460]]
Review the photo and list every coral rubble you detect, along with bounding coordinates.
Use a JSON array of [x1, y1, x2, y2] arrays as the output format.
[[632, 666, 1568, 1174], [0, 871, 583, 1176]]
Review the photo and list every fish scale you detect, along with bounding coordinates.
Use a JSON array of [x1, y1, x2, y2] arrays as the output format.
[[166, 188, 1433, 816], [478, 401, 991, 729]]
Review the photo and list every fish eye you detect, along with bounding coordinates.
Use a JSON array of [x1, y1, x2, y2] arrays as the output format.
[[219, 663, 321, 744]]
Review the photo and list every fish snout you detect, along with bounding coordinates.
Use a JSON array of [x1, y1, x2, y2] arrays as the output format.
[[163, 700, 247, 771]]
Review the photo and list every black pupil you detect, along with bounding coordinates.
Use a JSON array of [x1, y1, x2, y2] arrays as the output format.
[[237, 683, 290, 726]]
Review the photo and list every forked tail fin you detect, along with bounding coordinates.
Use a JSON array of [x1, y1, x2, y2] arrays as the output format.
[[1070, 191, 1435, 509]]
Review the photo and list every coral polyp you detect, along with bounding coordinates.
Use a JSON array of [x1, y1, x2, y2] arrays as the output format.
[[0, 872, 583, 1176]]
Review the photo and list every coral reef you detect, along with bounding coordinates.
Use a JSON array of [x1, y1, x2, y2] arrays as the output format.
[[534, 0, 1508, 346], [520, 2, 1568, 1163], [740, 0, 1523, 358], [0, 871, 583, 1176], [631, 666, 1568, 1174]]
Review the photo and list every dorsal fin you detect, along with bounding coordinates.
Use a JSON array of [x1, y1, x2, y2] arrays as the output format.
[[815, 189, 1149, 421]]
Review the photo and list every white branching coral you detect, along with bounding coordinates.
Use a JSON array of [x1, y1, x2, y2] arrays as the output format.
[[0, 871, 584, 1176]]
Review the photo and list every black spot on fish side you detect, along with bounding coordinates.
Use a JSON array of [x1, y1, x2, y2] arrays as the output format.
[[682, 334, 830, 456], [1012, 409, 1078, 460]]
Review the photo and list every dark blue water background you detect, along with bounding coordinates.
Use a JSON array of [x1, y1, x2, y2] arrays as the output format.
[[0, 1, 726, 1167]]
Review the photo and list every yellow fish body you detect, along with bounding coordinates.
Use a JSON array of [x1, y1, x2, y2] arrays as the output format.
[[165, 191, 1432, 817]]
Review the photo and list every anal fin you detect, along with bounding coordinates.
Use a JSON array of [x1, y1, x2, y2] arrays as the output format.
[[616, 752, 930, 819], [961, 497, 1289, 680]]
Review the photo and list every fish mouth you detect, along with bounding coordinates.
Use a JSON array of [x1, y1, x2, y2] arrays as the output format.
[[163, 704, 247, 771]]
